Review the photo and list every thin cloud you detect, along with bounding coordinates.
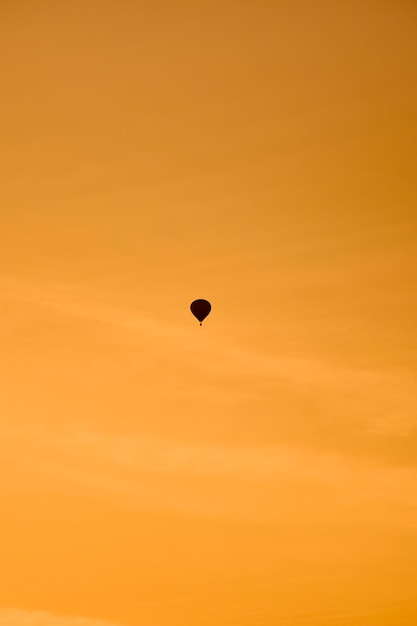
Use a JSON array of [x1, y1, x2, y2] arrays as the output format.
[[1, 425, 416, 528], [0, 608, 124, 626], [1, 273, 415, 449], [0, 273, 413, 391]]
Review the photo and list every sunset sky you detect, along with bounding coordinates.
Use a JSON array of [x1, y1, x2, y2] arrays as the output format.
[[1, 1, 416, 625]]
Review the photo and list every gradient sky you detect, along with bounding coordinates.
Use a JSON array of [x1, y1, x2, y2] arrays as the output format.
[[1, 1, 417, 625]]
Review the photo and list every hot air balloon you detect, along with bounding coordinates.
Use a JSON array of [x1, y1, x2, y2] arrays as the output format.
[[190, 299, 211, 325]]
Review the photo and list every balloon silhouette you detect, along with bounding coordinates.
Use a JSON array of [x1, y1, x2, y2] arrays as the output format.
[[190, 299, 211, 325]]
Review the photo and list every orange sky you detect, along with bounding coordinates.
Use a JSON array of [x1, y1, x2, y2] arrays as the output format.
[[1, 1, 417, 625]]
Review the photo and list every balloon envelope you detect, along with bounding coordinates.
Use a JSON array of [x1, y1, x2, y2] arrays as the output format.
[[190, 299, 211, 325]]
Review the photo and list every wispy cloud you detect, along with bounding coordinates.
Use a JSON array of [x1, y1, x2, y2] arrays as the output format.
[[1, 273, 416, 457], [0, 278, 413, 529], [1, 424, 416, 528], [1, 273, 414, 393], [0, 608, 124, 626]]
